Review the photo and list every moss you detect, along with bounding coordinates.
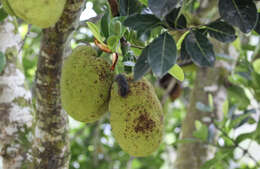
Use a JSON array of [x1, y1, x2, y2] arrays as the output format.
[[61, 46, 114, 123], [109, 75, 164, 157]]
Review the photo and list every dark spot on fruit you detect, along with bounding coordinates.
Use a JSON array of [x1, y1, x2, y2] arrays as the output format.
[[134, 112, 155, 133]]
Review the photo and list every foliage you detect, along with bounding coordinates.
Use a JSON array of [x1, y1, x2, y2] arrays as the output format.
[[1, 0, 260, 168]]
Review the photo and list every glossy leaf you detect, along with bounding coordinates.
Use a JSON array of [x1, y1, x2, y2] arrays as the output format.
[[0, 52, 6, 73], [147, 32, 177, 77], [168, 64, 184, 81], [227, 85, 250, 110], [219, 0, 258, 33], [119, 0, 143, 16], [193, 120, 208, 141], [87, 22, 105, 45], [101, 11, 110, 39], [134, 47, 150, 81], [124, 14, 161, 35], [165, 8, 187, 29], [184, 31, 215, 67], [206, 20, 237, 43], [148, 0, 179, 18], [107, 35, 119, 52], [0, 8, 8, 22]]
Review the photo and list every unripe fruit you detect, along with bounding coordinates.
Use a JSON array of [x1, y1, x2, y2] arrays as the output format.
[[2, 0, 66, 28], [109, 75, 164, 157], [61, 46, 114, 123]]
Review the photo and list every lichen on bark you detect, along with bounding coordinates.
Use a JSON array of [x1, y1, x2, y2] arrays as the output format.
[[33, 0, 85, 168], [0, 18, 34, 169]]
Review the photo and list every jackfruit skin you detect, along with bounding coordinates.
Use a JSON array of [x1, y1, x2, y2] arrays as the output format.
[[109, 75, 164, 157], [2, 0, 66, 28], [61, 46, 114, 123]]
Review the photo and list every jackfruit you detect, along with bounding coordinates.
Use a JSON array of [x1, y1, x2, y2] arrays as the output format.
[[109, 75, 164, 157], [2, 0, 66, 28], [61, 46, 114, 123]]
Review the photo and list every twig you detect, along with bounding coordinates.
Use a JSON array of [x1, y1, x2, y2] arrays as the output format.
[[18, 24, 31, 54], [213, 121, 260, 167], [161, 78, 176, 105]]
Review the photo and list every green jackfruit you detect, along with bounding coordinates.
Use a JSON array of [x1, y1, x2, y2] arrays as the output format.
[[61, 46, 114, 123], [2, 0, 66, 28], [109, 75, 164, 157]]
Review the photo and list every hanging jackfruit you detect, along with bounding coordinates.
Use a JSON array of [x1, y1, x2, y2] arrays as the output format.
[[2, 0, 66, 28], [61, 46, 114, 123], [109, 75, 164, 157]]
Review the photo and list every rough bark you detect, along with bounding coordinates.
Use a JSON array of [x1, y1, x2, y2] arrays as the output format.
[[33, 0, 85, 168], [0, 18, 33, 169]]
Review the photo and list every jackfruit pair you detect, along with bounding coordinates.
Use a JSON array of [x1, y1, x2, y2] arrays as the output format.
[[60, 46, 164, 157], [1, 0, 66, 28]]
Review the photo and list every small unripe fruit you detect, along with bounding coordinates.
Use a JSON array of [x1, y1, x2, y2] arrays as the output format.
[[109, 75, 164, 157], [61, 46, 114, 123]]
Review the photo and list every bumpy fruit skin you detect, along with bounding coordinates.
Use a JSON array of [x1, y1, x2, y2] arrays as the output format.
[[61, 46, 114, 123], [3, 0, 66, 28], [109, 75, 164, 157]]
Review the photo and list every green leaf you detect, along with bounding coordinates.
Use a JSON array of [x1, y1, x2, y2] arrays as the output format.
[[201, 158, 217, 169], [0, 52, 6, 73], [168, 64, 184, 81], [134, 47, 150, 81], [193, 120, 208, 141], [138, 0, 148, 6], [176, 31, 189, 50], [206, 20, 237, 43], [148, 0, 179, 18], [101, 11, 110, 39], [124, 14, 161, 35], [235, 131, 255, 144], [230, 113, 251, 128], [227, 85, 250, 110], [222, 100, 229, 116], [119, 0, 143, 16], [87, 22, 105, 44], [147, 32, 177, 77], [165, 7, 187, 29], [107, 35, 119, 52], [110, 20, 122, 37], [253, 58, 260, 74], [0, 7, 8, 22], [184, 30, 215, 67], [219, 0, 258, 33]]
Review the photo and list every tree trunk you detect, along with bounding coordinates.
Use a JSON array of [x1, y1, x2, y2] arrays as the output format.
[[33, 0, 85, 168], [0, 18, 33, 169], [176, 40, 238, 168], [176, 67, 222, 169]]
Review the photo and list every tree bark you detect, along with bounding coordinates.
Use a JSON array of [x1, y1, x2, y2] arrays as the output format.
[[176, 67, 222, 169], [176, 40, 238, 169], [33, 0, 85, 168], [0, 18, 33, 169]]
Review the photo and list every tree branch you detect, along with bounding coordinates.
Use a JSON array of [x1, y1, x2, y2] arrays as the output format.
[[33, 0, 85, 168]]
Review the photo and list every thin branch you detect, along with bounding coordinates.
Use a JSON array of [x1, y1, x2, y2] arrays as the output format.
[[19, 24, 31, 54], [107, 0, 119, 17], [213, 121, 260, 167]]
